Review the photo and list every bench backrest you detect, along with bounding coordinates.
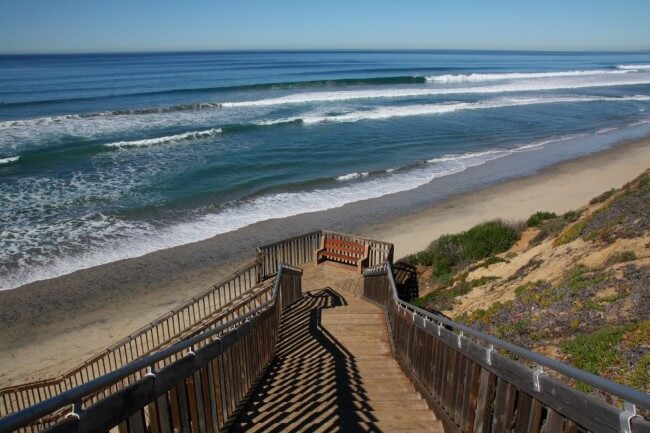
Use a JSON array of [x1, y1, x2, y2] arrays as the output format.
[[323, 238, 366, 257]]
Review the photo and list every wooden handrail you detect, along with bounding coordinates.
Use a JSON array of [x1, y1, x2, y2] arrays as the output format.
[[0, 264, 303, 433], [0, 258, 266, 419], [362, 262, 650, 433]]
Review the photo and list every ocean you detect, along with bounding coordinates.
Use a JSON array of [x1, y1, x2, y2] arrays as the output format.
[[1, 50, 650, 290]]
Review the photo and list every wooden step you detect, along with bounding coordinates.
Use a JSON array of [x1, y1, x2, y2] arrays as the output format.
[[233, 268, 441, 433]]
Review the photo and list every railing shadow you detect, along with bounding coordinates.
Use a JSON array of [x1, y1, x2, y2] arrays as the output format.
[[391, 262, 419, 302], [232, 288, 382, 432]]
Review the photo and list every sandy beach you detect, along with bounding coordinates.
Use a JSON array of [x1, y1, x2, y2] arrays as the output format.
[[362, 137, 650, 259], [1, 137, 649, 387]]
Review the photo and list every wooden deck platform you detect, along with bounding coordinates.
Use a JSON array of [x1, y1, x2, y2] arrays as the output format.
[[232, 263, 444, 432]]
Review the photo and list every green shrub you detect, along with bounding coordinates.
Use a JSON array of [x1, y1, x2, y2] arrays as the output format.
[[631, 354, 650, 390], [478, 256, 507, 268], [562, 325, 628, 392], [527, 211, 557, 227], [554, 220, 587, 246], [529, 210, 583, 245], [589, 188, 617, 205], [407, 220, 519, 283], [412, 276, 499, 310], [607, 250, 637, 265], [564, 264, 605, 295], [562, 210, 582, 222]]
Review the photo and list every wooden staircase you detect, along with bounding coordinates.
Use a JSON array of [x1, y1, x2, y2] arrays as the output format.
[[232, 264, 444, 432]]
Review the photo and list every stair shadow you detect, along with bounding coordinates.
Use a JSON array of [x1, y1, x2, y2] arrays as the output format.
[[232, 288, 385, 432]]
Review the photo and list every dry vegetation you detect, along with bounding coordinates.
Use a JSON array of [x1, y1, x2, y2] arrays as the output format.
[[405, 169, 650, 403]]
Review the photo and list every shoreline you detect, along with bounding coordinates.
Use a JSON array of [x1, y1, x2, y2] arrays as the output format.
[[361, 137, 650, 259], [1, 136, 649, 386]]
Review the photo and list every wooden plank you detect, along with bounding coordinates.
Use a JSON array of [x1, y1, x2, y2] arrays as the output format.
[[527, 399, 544, 433], [491, 378, 516, 433], [185, 372, 201, 433], [126, 410, 146, 433], [155, 394, 172, 433], [513, 391, 534, 433], [540, 409, 564, 433], [454, 353, 468, 422], [168, 387, 181, 433], [473, 369, 496, 433], [205, 363, 220, 433], [461, 362, 482, 433], [175, 382, 191, 433], [632, 418, 650, 433], [214, 355, 226, 430], [564, 419, 578, 433], [148, 401, 160, 433]]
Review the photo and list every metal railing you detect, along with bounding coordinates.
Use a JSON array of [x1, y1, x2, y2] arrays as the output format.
[[0, 258, 267, 422], [0, 263, 303, 433], [363, 262, 650, 433]]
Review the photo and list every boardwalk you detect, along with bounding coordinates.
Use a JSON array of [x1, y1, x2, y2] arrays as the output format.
[[2, 231, 648, 433], [233, 263, 443, 432]]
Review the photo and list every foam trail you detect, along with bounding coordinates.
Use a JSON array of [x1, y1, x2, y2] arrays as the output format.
[[617, 64, 650, 70], [336, 172, 369, 181], [0, 156, 20, 165], [596, 127, 619, 134], [426, 69, 630, 83], [300, 95, 650, 124], [221, 76, 650, 107], [105, 128, 222, 148], [254, 117, 302, 126]]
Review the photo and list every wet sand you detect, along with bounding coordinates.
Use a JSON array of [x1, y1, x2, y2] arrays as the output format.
[[1, 137, 649, 386]]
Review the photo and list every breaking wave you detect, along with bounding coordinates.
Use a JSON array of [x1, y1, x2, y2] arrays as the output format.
[[425, 69, 630, 83], [617, 64, 650, 70], [221, 76, 650, 107], [104, 128, 222, 148], [0, 156, 20, 165]]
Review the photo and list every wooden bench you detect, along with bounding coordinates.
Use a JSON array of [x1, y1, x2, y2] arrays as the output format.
[[315, 236, 369, 272]]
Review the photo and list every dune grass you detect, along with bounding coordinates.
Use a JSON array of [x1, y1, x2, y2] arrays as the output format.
[[405, 220, 520, 283]]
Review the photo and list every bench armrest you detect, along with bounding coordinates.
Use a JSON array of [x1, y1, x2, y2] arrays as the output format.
[[314, 236, 326, 263], [355, 244, 370, 273]]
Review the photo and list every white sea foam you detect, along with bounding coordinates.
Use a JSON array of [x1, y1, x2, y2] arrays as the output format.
[[0, 156, 19, 165], [299, 95, 650, 124], [220, 75, 650, 107], [425, 70, 630, 83], [253, 117, 302, 126], [104, 128, 222, 148], [596, 127, 619, 134], [336, 172, 369, 181], [617, 64, 650, 70], [1, 131, 586, 290]]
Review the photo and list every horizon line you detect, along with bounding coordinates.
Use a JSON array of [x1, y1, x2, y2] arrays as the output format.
[[2, 47, 650, 57]]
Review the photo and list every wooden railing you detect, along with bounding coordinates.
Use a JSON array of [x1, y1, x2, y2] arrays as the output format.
[[257, 229, 393, 278], [0, 264, 303, 433], [363, 263, 650, 433], [257, 231, 322, 278], [0, 258, 267, 422]]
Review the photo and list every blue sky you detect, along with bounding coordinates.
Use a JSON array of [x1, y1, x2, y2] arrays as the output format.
[[1, 0, 649, 54]]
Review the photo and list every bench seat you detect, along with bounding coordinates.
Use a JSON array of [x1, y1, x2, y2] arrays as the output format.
[[315, 236, 369, 273]]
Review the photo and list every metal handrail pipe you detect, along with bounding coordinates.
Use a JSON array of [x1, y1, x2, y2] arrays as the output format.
[[381, 261, 650, 409]]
